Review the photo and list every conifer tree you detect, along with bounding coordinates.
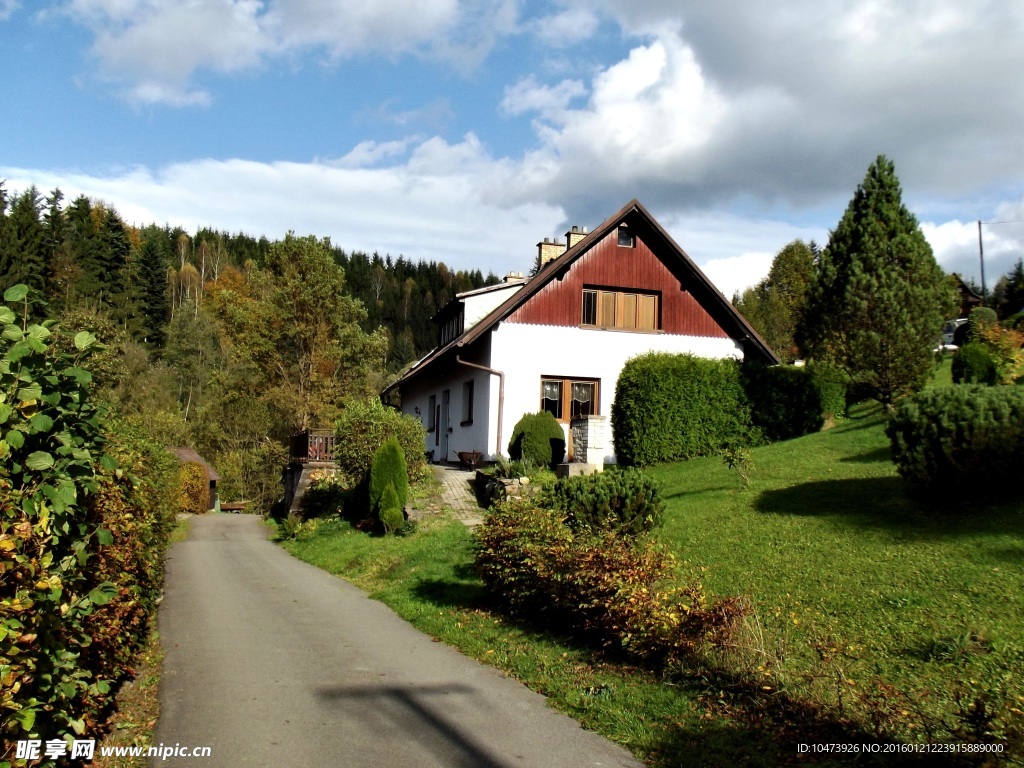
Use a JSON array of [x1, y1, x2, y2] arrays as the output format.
[[138, 233, 171, 349], [0, 186, 47, 299], [802, 155, 956, 407]]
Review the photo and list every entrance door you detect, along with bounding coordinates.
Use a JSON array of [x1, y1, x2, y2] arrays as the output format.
[[441, 389, 451, 462]]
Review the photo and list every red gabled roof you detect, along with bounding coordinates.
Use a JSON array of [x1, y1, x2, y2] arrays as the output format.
[[382, 199, 779, 396]]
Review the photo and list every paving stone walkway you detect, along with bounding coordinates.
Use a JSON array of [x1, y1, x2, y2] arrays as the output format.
[[432, 464, 485, 526]]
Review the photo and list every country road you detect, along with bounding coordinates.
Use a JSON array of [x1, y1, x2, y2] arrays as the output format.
[[154, 514, 643, 768]]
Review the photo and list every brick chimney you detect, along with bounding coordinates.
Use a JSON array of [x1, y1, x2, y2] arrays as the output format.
[[565, 225, 588, 250], [536, 237, 564, 268]]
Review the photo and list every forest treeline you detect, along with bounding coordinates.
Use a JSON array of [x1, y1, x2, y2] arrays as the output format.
[[0, 181, 499, 367], [0, 180, 498, 513]]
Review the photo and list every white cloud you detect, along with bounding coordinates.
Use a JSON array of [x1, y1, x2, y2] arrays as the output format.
[[530, 6, 600, 46], [922, 205, 1024, 290], [52, 0, 518, 105], [0, 0, 19, 21], [500, 76, 587, 120], [0, 152, 566, 276], [329, 140, 411, 170]]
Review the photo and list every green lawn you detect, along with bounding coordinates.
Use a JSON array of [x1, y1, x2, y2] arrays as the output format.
[[284, 399, 1023, 765]]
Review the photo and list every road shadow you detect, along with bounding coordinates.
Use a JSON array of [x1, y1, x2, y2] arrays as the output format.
[[315, 683, 509, 767]]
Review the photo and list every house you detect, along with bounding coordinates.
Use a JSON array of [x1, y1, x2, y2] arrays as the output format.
[[382, 199, 778, 464]]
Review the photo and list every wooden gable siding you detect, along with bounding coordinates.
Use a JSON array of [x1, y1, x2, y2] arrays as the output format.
[[506, 230, 728, 337]]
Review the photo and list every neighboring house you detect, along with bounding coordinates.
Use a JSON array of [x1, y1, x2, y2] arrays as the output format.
[[382, 199, 778, 464], [168, 447, 221, 511]]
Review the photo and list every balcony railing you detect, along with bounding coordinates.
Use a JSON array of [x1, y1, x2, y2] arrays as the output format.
[[289, 429, 336, 464]]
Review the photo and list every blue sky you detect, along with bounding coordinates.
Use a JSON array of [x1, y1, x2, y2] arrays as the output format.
[[3, 0, 1023, 299]]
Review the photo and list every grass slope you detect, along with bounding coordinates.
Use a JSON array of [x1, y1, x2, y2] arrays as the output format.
[[284, 401, 1023, 765]]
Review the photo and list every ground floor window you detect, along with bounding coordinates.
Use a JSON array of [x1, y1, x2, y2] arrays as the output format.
[[540, 377, 598, 422]]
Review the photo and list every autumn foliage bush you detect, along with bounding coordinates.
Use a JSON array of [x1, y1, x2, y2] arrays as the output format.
[[176, 461, 210, 515], [475, 498, 745, 664], [0, 285, 175, 762]]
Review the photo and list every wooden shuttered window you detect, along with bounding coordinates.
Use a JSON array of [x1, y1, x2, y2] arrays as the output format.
[[581, 289, 659, 331]]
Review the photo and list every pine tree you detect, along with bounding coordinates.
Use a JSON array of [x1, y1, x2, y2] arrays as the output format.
[[138, 233, 171, 349], [802, 155, 956, 407], [1, 186, 47, 299]]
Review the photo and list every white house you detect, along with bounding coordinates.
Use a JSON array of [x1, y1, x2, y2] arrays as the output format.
[[382, 199, 778, 464]]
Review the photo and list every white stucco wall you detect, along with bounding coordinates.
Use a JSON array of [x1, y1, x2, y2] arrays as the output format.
[[489, 323, 742, 463], [398, 324, 741, 464]]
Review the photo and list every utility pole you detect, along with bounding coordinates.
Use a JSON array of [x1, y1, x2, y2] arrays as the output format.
[[978, 220, 987, 304]]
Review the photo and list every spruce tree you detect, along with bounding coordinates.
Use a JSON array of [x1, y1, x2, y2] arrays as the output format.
[[1, 186, 47, 299], [802, 155, 956, 407], [138, 233, 171, 349]]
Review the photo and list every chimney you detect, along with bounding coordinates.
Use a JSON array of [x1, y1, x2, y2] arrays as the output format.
[[503, 271, 526, 283], [565, 225, 588, 250], [536, 237, 564, 268]]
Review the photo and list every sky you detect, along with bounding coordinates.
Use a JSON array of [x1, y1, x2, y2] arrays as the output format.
[[2, 0, 1023, 300]]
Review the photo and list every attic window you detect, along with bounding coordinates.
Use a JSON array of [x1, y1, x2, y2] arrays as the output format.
[[617, 226, 635, 248]]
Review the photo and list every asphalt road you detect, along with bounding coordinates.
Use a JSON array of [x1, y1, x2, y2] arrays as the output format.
[[154, 515, 643, 768]]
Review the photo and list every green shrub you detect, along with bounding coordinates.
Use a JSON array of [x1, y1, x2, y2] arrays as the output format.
[[333, 398, 425, 484], [612, 353, 759, 466], [0, 284, 173, 752], [741, 363, 824, 441], [475, 498, 744, 663], [968, 306, 998, 341], [369, 438, 409, 518], [544, 469, 664, 536], [886, 385, 1024, 499], [300, 469, 348, 519], [952, 342, 998, 385], [177, 461, 210, 514], [507, 411, 565, 467], [379, 482, 405, 534]]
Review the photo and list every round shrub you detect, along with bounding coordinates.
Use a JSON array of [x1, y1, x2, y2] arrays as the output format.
[[886, 385, 1024, 499], [508, 412, 566, 467], [951, 342, 998, 385], [612, 352, 758, 466], [968, 306, 998, 342], [544, 468, 664, 536]]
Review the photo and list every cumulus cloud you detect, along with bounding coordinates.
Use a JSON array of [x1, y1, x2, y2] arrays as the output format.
[[494, 1, 1024, 224]]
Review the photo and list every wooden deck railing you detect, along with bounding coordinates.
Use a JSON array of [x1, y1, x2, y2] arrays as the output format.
[[289, 429, 337, 463]]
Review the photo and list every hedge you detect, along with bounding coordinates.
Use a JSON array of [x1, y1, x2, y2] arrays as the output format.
[[1, 285, 175, 760], [612, 353, 759, 466], [742, 363, 825, 441]]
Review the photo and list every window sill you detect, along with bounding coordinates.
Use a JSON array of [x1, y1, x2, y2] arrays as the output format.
[[460, 420, 473, 427], [579, 324, 663, 334]]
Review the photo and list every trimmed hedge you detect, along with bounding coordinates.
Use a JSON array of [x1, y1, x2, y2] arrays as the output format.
[[742, 363, 824, 441], [508, 411, 565, 468], [951, 342, 998, 385], [886, 385, 1024, 499], [612, 353, 758, 466], [543, 468, 664, 536]]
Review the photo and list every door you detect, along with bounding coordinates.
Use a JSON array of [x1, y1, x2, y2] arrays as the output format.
[[441, 389, 451, 462]]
